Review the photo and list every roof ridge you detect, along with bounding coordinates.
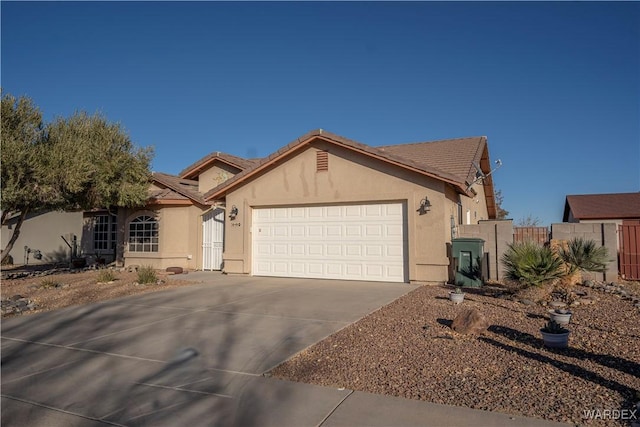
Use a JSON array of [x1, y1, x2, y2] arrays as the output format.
[[379, 136, 485, 148]]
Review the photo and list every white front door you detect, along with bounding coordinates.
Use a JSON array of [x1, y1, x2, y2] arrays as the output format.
[[252, 203, 406, 282], [202, 208, 224, 271]]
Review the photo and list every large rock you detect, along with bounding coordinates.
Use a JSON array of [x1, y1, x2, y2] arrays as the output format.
[[451, 308, 489, 335]]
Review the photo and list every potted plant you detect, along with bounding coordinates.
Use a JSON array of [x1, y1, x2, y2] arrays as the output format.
[[548, 308, 572, 326], [449, 287, 465, 304], [540, 320, 570, 348]]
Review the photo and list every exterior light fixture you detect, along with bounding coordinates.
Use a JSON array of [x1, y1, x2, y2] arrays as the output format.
[[417, 197, 431, 215], [229, 205, 239, 220]]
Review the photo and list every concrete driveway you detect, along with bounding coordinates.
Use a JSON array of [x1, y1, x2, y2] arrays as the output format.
[[2, 273, 568, 427], [1, 273, 416, 426]]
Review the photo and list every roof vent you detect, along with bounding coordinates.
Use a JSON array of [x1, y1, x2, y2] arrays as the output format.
[[317, 150, 328, 172]]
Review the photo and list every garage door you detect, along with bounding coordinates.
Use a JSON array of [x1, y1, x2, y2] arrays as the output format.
[[252, 203, 406, 282]]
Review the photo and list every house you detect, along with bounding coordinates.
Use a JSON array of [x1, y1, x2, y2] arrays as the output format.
[[563, 192, 640, 225], [2, 129, 499, 284]]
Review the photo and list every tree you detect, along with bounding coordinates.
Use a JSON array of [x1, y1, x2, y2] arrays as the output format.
[[494, 188, 509, 220], [1, 92, 154, 263], [516, 214, 542, 227]]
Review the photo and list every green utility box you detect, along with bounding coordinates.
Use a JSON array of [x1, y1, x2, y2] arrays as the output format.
[[452, 238, 485, 287]]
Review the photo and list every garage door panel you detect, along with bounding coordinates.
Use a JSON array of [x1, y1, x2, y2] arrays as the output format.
[[308, 245, 323, 256], [327, 245, 342, 256], [291, 244, 305, 256], [386, 245, 403, 257], [252, 203, 406, 282], [365, 205, 383, 216], [291, 226, 305, 237], [345, 264, 363, 276], [345, 245, 362, 256], [326, 264, 343, 276], [272, 244, 287, 255], [308, 225, 323, 237], [290, 263, 305, 274], [365, 225, 383, 237], [308, 263, 323, 275]]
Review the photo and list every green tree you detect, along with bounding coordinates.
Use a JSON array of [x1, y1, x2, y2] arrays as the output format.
[[494, 188, 509, 220], [1, 92, 154, 263]]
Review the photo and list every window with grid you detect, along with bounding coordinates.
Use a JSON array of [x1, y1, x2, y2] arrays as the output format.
[[94, 214, 117, 251], [128, 215, 158, 252]]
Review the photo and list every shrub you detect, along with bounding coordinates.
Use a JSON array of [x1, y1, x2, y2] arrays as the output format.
[[40, 278, 60, 289], [501, 241, 565, 288], [96, 269, 117, 283], [137, 265, 158, 284], [558, 237, 609, 276]]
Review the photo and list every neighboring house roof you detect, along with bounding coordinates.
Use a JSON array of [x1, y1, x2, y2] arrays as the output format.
[[203, 129, 494, 205], [180, 151, 261, 180], [563, 192, 640, 221], [151, 172, 206, 205]]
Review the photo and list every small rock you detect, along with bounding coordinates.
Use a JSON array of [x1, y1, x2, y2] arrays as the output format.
[[578, 297, 595, 305], [549, 301, 567, 308], [570, 301, 581, 307], [519, 299, 534, 306], [451, 308, 489, 335]]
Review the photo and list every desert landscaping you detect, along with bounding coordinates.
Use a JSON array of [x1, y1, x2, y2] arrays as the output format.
[[271, 280, 640, 426]]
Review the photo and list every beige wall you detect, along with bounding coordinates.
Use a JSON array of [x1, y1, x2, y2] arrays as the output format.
[[1, 211, 84, 264], [122, 204, 204, 270], [198, 163, 240, 194], [221, 141, 486, 283]]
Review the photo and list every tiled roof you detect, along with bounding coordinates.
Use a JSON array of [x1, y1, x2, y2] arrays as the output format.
[[203, 129, 484, 201], [149, 188, 189, 201], [378, 136, 486, 185], [180, 151, 261, 179], [152, 172, 205, 205], [564, 193, 640, 220]]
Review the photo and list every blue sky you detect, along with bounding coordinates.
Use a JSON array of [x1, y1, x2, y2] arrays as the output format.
[[2, 1, 638, 225]]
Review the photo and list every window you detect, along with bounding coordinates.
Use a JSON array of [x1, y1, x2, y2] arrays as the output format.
[[94, 214, 116, 252], [128, 215, 158, 252]]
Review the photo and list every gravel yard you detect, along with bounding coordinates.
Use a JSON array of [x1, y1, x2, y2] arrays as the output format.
[[1, 266, 195, 317], [271, 283, 640, 426]]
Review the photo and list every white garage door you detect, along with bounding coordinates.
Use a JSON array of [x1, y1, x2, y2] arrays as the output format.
[[252, 203, 406, 282]]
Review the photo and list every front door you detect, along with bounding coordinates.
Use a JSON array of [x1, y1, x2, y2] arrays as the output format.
[[202, 208, 224, 270]]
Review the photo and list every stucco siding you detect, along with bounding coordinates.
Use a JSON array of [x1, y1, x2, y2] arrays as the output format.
[[1, 211, 84, 264], [221, 141, 466, 282], [198, 164, 240, 194], [123, 205, 203, 270]]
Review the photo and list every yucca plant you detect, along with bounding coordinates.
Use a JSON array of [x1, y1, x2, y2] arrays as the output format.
[[558, 237, 609, 275], [501, 240, 565, 287]]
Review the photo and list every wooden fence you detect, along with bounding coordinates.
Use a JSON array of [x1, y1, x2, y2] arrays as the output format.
[[619, 222, 640, 280], [513, 227, 549, 246]]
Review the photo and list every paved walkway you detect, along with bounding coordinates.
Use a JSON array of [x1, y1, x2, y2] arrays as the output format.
[[1, 273, 569, 426]]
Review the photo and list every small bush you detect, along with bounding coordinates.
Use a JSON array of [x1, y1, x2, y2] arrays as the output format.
[[501, 241, 564, 288], [96, 269, 117, 283], [137, 265, 158, 284], [40, 278, 60, 289], [558, 237, 610, 276]]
